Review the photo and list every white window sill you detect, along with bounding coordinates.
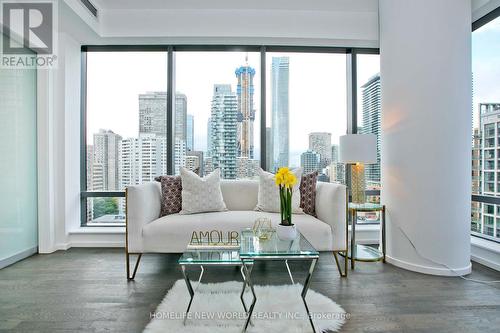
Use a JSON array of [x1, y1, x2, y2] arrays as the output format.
[[68, 227, 125, 234], [471, 236, 500, 254]]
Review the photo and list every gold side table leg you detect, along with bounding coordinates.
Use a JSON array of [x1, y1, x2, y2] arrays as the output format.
[[351, 209, 356, 270]]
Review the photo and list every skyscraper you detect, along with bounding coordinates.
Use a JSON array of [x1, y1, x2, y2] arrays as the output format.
[[175, 93, 187, 141], [300, 150, 320, 174], [271, 57, 289, 171], [235, 63, 256, 159], [477, 103, 500, 238], [186, 114, 194, 151], [210, 84, 238, 179], [139, 92, 168, 137], [206, 117, 212, 156], [331, 144, 339, 163], [92, 129, 122, 191], [308, 132, 332, 169], [120, 134, 167, 190], [266, 127, 272, 171], [361, 73, 381, 185], [186, 150, 204, 175]]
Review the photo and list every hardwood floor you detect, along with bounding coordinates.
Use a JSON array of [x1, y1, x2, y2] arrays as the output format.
[[0, 248, 499, 333]]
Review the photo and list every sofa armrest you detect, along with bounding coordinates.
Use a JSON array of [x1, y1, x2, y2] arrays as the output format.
[[126, 182, 161, 253], [315, 182, 348, 252]]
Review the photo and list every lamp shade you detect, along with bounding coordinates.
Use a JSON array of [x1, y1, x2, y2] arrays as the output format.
[[338, 134, 377, 164]]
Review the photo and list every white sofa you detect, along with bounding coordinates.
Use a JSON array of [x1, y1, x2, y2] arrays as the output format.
[[125, 179, 348, 279]]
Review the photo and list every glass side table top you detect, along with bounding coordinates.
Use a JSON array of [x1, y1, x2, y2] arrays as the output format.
[[348, 244, 384, 262], [239, 229, 319, 259], [349, 202, 384, 211], [179, 249, 242, 265]]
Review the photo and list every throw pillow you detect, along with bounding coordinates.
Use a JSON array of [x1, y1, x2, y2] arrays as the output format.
[[179, 167, 227, 214], [300, 171, 318, 217], [154, 175, 182, 217], [255, 168, 303, 214]]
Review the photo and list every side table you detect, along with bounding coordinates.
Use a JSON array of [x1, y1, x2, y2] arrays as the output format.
[[348, 203, 386, 269]]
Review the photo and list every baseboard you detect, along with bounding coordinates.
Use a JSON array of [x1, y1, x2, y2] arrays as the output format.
[[70, 241, 125, 248], [386, 255, 472, 276], [0, 246, 38, 269]]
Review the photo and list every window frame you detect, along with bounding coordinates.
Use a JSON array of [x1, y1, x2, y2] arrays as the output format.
[[80, 45, 380, 226], [471, 6, 500, 244]]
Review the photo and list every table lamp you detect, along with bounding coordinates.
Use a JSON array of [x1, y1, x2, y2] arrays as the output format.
[[339, 134, 377, 204]]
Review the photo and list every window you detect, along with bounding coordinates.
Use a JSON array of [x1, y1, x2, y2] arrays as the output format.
[[174, 52, 261, 179], [472, 15, 500, 242], [83, 51, 168, 225], [81, 46, 380, 226], [265, 52, 347, 184]]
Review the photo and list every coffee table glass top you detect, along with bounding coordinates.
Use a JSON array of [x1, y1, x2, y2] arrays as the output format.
[[239, 229, 319, 258], [179, 249, 241, 265]]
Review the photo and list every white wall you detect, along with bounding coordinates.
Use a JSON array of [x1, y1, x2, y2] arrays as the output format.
[[380, 0, 472, 275]]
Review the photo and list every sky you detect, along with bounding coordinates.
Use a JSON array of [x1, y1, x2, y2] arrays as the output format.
[[472, 16, 500, 129], [87, 50, 379, 168]]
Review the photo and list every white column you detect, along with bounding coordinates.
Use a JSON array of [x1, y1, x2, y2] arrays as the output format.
[[379, 0, 472, 275]]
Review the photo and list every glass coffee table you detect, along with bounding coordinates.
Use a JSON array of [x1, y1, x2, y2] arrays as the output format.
[[178, 248, 251, 323], [178, 230, 319, 332], [239, 229, 320, 333]]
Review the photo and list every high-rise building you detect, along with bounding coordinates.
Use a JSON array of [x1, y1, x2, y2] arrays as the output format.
[[86, 145, 94, 222], [271, 57, 289, 171], [477, 103, 500, 238], [92, 129, 122, 191], [309, 132, 332, 169], [210, 84, 238, 179], [266, 127, 272, 171], [139, 92, 168, 137], [139, 91, 187, 140], [300, 150, 320, 174], [186, 150, 204, 176], [120, 134, 167, 190], [206, 117, 213, 156], [235, 63, 256, 159], [361, 74, 381, 185], [236, 157, 259, 179], [175, 93, 187, 141], [174, 138, 186, 175], [204, 157, 214, 175], [186, 114, 194, 151], [472, 127, 482, 233], [331, 144, 339, 163], [326, 162, 345, 184]]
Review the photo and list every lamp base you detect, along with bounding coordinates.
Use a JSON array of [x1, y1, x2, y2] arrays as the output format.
[[351, 163, 365, 204]]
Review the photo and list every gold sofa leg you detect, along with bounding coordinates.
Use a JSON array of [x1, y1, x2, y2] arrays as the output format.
[[126, 252, 142, 280]]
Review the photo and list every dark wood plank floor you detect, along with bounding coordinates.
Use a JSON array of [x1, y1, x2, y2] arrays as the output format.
[[0, 248, 499, 333]]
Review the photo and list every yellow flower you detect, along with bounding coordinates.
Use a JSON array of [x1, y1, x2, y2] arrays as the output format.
[[274, 173, 284, 186], [274, 167, 296, 188], [284, 172, 297, 188]]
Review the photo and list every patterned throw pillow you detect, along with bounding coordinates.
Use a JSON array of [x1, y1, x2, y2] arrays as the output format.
[[155, 175, 182, 217], [300, 171, 318, 217], [255, 168, 303, 214], [179, 167, 227, 215]]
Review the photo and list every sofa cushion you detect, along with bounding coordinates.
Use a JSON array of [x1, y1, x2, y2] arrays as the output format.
[[154, 175, 182, 217], [179, 168, 227, 214], [300, 171, 318, 217], [220, 180, 259, 211], [255, 168, 303, 214], [141, 210, 333, 252]]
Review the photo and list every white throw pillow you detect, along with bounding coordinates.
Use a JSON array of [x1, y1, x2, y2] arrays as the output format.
[[255, 168, 303, 214], [179, 168, 227, 215]]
